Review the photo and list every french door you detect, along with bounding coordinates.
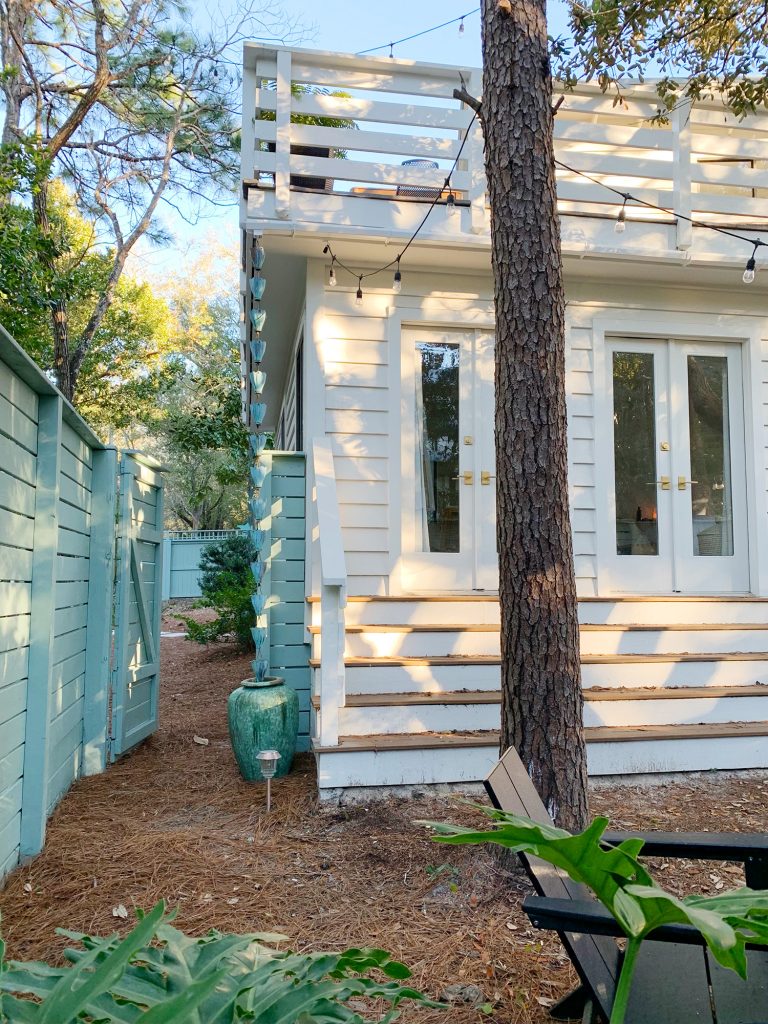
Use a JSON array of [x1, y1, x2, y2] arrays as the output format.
[[400, 327, 498, 591], [604, 338, 749, 594]]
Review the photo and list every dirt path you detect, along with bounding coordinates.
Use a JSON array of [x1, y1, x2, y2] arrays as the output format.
[[2, 630, 768, 1023]]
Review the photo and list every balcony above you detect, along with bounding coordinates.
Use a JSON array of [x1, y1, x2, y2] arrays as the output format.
[[241, 44, 768, 271]]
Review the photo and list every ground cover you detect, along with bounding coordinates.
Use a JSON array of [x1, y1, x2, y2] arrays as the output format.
[[1, 611, 767, 1023]]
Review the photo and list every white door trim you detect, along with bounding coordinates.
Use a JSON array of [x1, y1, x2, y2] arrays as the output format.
[[592, 310, 763, 596]]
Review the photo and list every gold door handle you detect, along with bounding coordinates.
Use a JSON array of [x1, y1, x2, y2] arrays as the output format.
[[481, 471, 496, 485], [452, 471, 473, 485], [677, 477, 699, 490], [647, 477, 671, 489]]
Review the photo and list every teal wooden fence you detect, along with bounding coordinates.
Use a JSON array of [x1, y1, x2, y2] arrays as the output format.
[[161, 530, 239, 600], [0, 327, 162, 884], [260, 453, 311, 751]]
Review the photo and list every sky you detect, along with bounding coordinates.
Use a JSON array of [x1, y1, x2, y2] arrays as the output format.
[[128, 1, 571, 281]]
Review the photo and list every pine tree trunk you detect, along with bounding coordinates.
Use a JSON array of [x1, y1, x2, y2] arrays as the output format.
[[32, 181, 75, 402], [481, 0, 589, 831]]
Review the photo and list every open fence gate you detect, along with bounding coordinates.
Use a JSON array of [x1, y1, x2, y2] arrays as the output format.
[[110, 452, 165, 761]]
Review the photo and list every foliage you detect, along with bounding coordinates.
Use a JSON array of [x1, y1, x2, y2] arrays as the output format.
[[0, 176, 178, 431], [138, 270, 250, 530], [0, 0, 300, 400], [554, 0, 768, 118], [0, 900, 440, 1023], [182, 533, 257, 650], [423, 807, 768, 1024]]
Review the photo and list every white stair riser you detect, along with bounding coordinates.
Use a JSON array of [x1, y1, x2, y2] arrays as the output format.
[[316, 745, 499, 791], [340, 662, 502, 695], [587, 734, 768, 776], [582, 660, 768, 688], [580, 601, 768, 626], [584, 695, 768, 729], [333, 632, 500, 658], [325, 602, 501, 627], [339, 694, 768, 736], [313, 600, 768, 629], [312, 628, 768, 661], [339, 702, 500, 736], [316, 734, 768, 791], [581, 629, 768, 656]]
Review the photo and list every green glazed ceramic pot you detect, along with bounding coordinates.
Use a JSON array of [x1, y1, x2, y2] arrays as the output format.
[[227, 677, 298, 781]]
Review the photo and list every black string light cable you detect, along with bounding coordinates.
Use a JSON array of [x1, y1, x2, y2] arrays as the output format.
[[323, 110, 479, 299], [554, 156, 767, 282], [357, 8, 480, 57]]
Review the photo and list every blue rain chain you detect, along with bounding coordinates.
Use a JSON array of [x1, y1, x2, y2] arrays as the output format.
[[248, 237, 270, 682]]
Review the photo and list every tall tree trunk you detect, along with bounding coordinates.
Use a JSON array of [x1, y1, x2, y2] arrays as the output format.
[[32, 180, 75, 401], [481, 0, 589, 831]]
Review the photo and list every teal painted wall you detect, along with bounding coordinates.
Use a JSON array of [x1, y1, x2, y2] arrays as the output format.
[[265, 453, 311, 752]]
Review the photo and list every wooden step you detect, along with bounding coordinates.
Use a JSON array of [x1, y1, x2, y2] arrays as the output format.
[[312, 684, 768, 711], [308, 595, 768, 603], [315, 720, 768, 754], [310, 622, 768, 633], [311, 652, 768, 669]]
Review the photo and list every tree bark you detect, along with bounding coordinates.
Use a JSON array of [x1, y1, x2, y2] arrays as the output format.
[[481, 0, 589, 831]]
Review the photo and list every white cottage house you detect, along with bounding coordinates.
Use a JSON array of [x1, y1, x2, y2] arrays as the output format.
[[240, 43, 768, 796]]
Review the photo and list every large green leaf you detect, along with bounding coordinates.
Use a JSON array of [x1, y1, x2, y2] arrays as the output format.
[[422, 807, 653, 925]]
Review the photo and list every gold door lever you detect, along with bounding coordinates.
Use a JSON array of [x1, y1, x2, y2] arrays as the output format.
[[677, 476, 699, 490], [452, 471, 473, 485], [648, 476, 671, 489], [481, 470, 496, 485]]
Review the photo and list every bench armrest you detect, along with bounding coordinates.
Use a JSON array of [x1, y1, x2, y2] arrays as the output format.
[[603, 830, 768, 886]]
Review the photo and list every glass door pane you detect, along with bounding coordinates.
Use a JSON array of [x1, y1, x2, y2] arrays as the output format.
[[687, 355, 734, 557], [612, 351, 659, 556], [415, 341, 460, 553]]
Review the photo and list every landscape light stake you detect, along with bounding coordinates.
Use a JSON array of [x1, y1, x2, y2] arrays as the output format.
[[256, 749, 281, 810]]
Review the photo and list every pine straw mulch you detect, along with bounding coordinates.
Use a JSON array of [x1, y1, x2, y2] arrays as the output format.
[[2, 617, 768, 1024]]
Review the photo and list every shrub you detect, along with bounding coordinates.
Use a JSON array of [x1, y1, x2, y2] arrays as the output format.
[[0, 901, 441, 1023], [182, 532, 257, 650]]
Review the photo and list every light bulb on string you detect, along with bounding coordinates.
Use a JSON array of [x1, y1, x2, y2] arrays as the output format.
[[743, 254, 757, 284], [615, 197, 628, 233], [446, 192, 458, 217], [329, 258, 337, 287], [393, 260, 402, 294], [458, 16, 465, 34], [355, 276, 364, 306]]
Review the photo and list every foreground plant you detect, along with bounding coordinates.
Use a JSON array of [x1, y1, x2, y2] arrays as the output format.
[[422, 809, 768, 1024], [0, 901, 440, 1023]]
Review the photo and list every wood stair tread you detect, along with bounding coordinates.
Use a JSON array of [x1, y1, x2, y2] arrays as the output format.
[[308, 595, 768, 604], [314, 721, 768, 754], [308, 623, 768, 634], [311, 684, 768, 711], [309, 652, 768, 668]]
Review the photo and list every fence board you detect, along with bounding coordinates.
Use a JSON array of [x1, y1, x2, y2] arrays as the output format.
[[0, 327, 156, 883]]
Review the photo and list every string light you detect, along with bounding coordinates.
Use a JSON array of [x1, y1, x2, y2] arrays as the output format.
[[329, 260, 337, 287], [555, 157, 766, 285], [393, 259, 402, 293], [614, 195, 628, 234], [357, 8, 479, 57], [744, 244, 758, 283], [322, 112, 478, 303], [446, 191, 458, 217]]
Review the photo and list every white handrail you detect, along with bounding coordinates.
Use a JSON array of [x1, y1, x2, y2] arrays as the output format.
[[312, 437, 346, 746]]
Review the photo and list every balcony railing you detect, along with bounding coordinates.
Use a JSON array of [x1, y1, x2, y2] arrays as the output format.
[[242, 44, 768, 257]]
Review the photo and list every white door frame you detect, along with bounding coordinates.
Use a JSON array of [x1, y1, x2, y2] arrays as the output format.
[[398, 324, 498, 592], [592, 311, 765, 596]]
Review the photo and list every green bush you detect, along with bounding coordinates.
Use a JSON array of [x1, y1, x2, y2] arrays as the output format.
[[0, 901, 441, 1023], [182, 532, 256, 650]]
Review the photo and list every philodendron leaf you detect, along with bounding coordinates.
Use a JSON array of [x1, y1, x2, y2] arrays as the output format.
[[421, 809, 653, 922]]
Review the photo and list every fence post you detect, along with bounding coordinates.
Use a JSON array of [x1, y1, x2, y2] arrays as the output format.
[[161, 534, 172, 601], [260, 453, 273, 677], [82, 446, 117, 776], [19, 395, 62, 858]]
